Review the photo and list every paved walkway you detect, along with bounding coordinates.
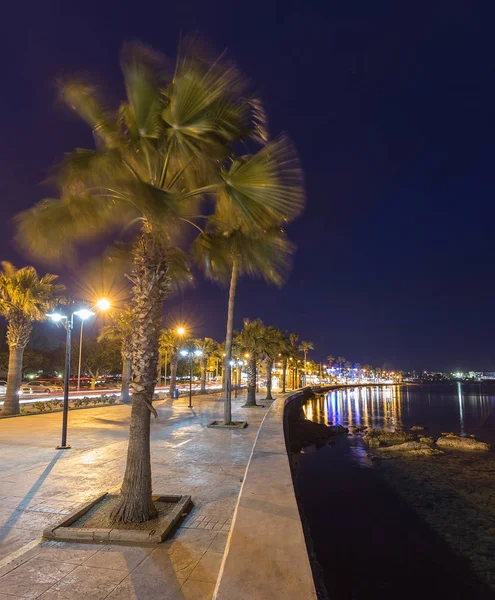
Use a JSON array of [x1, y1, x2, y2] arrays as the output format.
[[0, 391, 276, 599]]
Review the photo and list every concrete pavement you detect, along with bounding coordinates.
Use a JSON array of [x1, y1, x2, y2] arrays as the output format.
[[0, 391, 275, 599]]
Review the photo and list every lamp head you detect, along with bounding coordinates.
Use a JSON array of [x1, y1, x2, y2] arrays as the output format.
[[180, 350, 188, 357], [47, 313, 66, 322], [194, 350, 203, 357], [74, 308, 95, 320]]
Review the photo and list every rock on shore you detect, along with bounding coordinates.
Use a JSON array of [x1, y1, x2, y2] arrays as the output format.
[[375, 441, 443, 456], [436, 434, 490, 452]]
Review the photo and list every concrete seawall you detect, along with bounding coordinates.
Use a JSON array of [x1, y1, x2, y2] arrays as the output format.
[[213, 391, 317, 600]]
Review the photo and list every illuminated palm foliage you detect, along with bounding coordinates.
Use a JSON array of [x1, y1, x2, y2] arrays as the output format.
[[0, 263, 65, 415], [192, 337, 218, 394], [298, 340, 314, 386], [15, 41, 303, 523]]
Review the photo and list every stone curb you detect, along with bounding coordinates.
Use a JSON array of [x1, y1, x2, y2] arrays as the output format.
[[43, 493, 191, 544]]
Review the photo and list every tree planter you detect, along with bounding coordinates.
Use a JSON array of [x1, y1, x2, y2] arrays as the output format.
[[207, 420, 248, 429], [43, 493, 191, 544]]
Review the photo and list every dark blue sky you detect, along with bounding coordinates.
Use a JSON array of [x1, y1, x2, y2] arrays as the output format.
[[1, 0, 495, 371]]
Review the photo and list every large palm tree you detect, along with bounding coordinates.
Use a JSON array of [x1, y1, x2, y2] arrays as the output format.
[[0, 263, 65, 416], [15, 43, 303, 523], [298, 340, 314, 386], [193, 227, 297, 421], [193, 337, 218, 394], [99, 309, 134, 403]]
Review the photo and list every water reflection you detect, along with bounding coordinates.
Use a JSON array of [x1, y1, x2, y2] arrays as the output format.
[[303, 384, 495, 441]]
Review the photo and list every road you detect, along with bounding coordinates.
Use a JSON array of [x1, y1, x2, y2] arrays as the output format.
[[0, 383, 223, 406]]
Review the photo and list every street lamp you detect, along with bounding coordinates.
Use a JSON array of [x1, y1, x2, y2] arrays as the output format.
[[76, 309, 95, 392], [180, 347, 203, 408], [47, 306, 95, 450]]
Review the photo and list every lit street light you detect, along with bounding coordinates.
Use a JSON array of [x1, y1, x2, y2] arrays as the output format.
[[47, 306, 96, 449], [76, 299, 110, 392], [180, 347, 203, 408]]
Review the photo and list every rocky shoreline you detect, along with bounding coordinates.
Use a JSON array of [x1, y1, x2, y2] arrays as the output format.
[[354, 426, 495, 591]]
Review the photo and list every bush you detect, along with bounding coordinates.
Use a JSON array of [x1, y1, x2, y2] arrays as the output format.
[[33, 401, 46, 412]]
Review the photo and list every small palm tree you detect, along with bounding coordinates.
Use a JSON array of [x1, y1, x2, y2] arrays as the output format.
[[337, 356, 346, 379], [234, 318, 268, 408], [298, 340, 314, 386], [159, 329, 181, 397], [193, 337, 218, 394], [261, 326, 284, 400], [99, 309, 134, 403], [0, 263, 65, 415], [327, 355, 335, 368]]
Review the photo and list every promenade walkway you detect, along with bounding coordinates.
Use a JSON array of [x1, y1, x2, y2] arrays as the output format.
[[0, 392, 276, 599]]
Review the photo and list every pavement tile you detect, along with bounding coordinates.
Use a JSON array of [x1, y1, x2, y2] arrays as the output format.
[[106, 572, 184, 600], [209, 532, 228, 554], [0, 557, 76, 599], [187, 551, 223, 584], [180, 579, 216, 600], [38, 565, 128, 599], [33, 541, 103, 565], [134, 545, 205, 579], [83, 545, 152, 571]]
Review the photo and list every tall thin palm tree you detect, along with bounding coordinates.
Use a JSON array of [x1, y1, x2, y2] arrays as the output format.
[[159, 329, 181, 397], [262, 326, 284, 400], [0, 263, 65, 415], [99, 309, 134, 403], [298, 341, 314, 386], [234, 318, 268, 407], [193, 228, 297, 421], [337, 356, 346, 380], [193, 337, 218, 394], [15, 42, 303, 523]]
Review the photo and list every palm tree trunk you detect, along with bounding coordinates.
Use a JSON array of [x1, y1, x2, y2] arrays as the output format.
[[223, 257, 239, 424], [243, 357, 258, 406], [3, 345, 24, 416], [111, 232, 168, 524], [200, 357, 207, 394], [282, 359, 287, 393], [169, 353, 178, 397], [121, 354, 131, 404], [156, 352, 162, 385], [265, 358, 273, 400]]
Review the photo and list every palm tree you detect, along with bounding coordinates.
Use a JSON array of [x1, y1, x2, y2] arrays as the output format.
[[327, 355, 335, 368], [298, 341, 314, 386], [261, 326, 284, 400], [0, 263, 65, 416], [159, 329, 181, 398], [234, 318, 268, 407], [193, 337, 218, 394], [194, 227, 297, 421], [337, 356, 346, 380], [99, 309, 134, 403], [15, 43, 303, 523], [278, 331, 294, 393]]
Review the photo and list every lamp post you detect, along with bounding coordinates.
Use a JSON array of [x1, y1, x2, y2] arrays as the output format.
[[47, 307, 95, 450], [180, 347, 203, 408], [76, 308, 95, 392], [76, 299, 110, 392]]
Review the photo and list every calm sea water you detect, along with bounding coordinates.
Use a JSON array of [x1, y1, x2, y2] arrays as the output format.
[[303, 383, 495, 442], [293, 384, 495, 599]]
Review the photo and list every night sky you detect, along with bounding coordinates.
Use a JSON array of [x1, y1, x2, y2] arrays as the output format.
[[2, 1, 495, 372]]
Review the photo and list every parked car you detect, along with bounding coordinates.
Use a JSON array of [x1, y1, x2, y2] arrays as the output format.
[[0, 380, 6, 395], [20, 381, 64, 394]]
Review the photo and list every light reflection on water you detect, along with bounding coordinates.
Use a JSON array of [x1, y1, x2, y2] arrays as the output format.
[[303, 384, 495, 441]]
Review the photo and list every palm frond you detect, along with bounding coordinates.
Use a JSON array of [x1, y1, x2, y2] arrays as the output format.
[[217, 135, 305, 231]]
